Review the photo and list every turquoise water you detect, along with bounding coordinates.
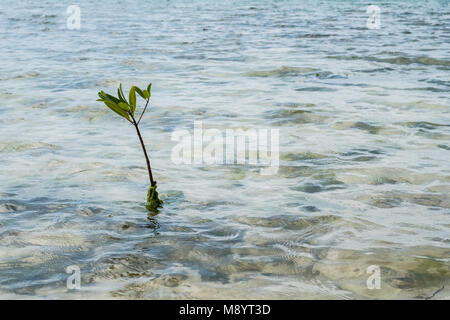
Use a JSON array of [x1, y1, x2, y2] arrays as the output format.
[[0, 0, 449, 299]]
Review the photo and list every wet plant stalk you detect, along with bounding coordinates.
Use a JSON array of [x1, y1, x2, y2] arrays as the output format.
[[131, 114, 155, 187]]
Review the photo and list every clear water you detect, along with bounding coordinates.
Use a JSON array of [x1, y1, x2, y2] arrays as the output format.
[[0, 0, 449, 299]]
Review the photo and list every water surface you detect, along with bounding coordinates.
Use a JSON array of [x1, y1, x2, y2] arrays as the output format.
[[0, 0, 449, 299]]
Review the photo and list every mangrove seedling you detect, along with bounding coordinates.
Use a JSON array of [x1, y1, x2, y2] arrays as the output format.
[[97, 83, 163, 212]]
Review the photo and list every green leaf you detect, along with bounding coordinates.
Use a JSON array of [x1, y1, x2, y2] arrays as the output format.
[[147, 83, 152, 96], [143, 90, 150, 99], [118, 102, 130, 112], [98, 91, 120, 104], [100, 99, 130, 121], [118, 88, 127, 103], [98, 91, 108, 100], [105, 93, 120, 104], [129, 86, 136, 114], [119, 83, 127, 104], [134, 87, 146, 100]]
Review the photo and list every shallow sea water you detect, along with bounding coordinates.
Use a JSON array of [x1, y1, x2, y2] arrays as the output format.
[[0, 0, 449, 299]]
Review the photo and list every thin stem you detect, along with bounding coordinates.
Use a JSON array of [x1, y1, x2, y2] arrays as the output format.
[[130, 113, 155, 186], [137, 99, 149, 125]]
